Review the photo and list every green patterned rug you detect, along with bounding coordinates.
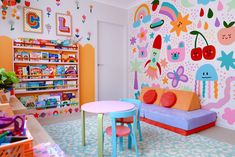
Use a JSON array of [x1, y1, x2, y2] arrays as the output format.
[[44, 115, 235, 157]]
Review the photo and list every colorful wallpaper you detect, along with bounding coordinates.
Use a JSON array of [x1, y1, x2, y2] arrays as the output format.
[[128, 0, 235, 130], [0, 0, 95, 45]]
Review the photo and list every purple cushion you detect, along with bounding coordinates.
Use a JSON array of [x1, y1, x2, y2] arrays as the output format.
[[140, 103, 216, 130]]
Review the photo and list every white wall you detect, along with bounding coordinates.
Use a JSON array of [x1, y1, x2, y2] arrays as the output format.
[[0, 0, 128, 46]]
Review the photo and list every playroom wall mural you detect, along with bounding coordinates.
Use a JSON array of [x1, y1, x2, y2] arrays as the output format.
[[128, 0, 235, 130], [0, 0, 95, 45]]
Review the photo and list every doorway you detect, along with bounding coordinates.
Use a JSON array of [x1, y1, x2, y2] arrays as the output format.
[[97, 21, 127, 100]]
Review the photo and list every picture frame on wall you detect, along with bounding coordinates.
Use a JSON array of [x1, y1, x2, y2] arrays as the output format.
[[23, 7, 43, 33], [56, 13, 72, 37]]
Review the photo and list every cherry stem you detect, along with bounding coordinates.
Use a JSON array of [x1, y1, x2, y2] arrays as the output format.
[[196, 31, 209, 46], [195, 34, 198, 48]]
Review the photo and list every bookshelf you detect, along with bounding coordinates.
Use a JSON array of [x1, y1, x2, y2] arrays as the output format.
[[12, 38, 80, 118]]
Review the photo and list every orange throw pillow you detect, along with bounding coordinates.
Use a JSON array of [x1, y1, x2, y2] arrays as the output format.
[[160, 92, 177, 108], [143, 90, 157, 104]]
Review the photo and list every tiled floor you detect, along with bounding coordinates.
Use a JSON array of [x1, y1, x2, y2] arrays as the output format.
[[39, 112, 235, 145]]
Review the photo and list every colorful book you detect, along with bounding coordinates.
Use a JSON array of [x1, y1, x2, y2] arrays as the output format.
[[38, 94, 50, 102], [65, 65, 77, 78], [15, 65, 28, 79], [41, 52, 49, 62], [48, 65, 56, 78], [64, 80, 77, 88], [45, 81, 53, 89], [19, 96, 36, 108], [22, 51, 30, 61], [15, 51, 22, 61], [41, 65, 49, 78], [50, 92, 63, 99], [56, 66, 65, 78], [30, 65, 42, 79], [49, 53, 61, 62], [62, 53, 77, 62], [27, 82, 40, 91], [53, 80, 64, 89], [62, 92, 73, 100], [30, 52, 41, 62]]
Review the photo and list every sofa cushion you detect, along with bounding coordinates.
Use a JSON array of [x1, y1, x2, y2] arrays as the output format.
[[140, 103, 217, 130], [143, 90, 157, 104], [140, 87, 201, 111], [139, 87, 164, 105], [160, 92, 177, 108]]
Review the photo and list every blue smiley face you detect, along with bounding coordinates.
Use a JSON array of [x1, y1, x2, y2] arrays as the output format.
[[196, 64, 218, 81]]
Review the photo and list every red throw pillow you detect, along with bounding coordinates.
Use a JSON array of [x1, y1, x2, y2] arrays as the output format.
[[143, 90, 157, 104], [160, 92, 177, 108]]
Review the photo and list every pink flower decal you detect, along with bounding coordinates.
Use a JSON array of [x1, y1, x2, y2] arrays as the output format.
[[137, 27, 148, 43], [222, 108, 235, 125]]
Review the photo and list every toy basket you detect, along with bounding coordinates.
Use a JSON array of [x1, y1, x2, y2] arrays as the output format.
[[0, 130, 33, 157]]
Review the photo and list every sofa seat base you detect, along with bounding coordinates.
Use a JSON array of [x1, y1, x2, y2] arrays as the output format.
[[141, 117, 216, 136]]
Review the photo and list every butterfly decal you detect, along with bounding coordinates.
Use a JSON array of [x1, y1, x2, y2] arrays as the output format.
[[167, 66, 188, 88]]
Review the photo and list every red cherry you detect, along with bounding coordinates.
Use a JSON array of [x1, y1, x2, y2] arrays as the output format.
[[200, 8, 204, 17], [191, 47, 203, 61], [203, 45, 216, 60]]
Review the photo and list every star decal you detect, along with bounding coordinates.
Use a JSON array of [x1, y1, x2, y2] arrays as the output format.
[[217, 51, 235, 71], [160, 58, 168, 68], [162, 77, 168, 84], [150, 32, 155, 39], [163, 34, 171, 43], [227, 0, 235, 11], [130, 37, 137, 45], [132, 47, 137, 53], [170, 13, 192, 36], [130, 59, 142, 72]]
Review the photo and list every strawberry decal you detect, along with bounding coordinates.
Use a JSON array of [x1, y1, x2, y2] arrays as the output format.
[[151, 0, 159, 11]]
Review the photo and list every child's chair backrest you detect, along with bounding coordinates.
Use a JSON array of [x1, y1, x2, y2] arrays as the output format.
[[120, 98, 141, 119]]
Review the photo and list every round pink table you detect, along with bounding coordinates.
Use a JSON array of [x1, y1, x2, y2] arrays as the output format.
[[81, 101, 135, 157]]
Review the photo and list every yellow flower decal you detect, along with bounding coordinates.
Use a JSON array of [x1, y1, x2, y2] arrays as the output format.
[[170, 13, 192, 36]]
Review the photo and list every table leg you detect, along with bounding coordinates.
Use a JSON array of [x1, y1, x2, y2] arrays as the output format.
[[82, 110, 86, 146], [98, 114, 103, 157]]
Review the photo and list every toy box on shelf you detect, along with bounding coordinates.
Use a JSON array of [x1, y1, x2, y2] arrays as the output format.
[[12, 38, 80, 119]]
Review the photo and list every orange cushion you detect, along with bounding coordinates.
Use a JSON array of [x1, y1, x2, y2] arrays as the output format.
[[160, 92, 177, 108], [143, 90, 157, 104]]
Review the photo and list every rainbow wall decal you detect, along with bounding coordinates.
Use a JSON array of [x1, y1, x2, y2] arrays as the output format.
[[133, 4, 151, 28], [159, 2, 179, 21]]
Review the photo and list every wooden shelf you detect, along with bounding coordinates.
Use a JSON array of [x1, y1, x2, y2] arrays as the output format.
[[14, 61, 78, 65], [12, 39, 80, 118], [20, 77, 79, 82], [15, 88, 79, 94], [13, 46, 77, 52]]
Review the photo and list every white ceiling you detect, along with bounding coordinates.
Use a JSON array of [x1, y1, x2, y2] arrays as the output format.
[[94, 0, 146, 9]]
